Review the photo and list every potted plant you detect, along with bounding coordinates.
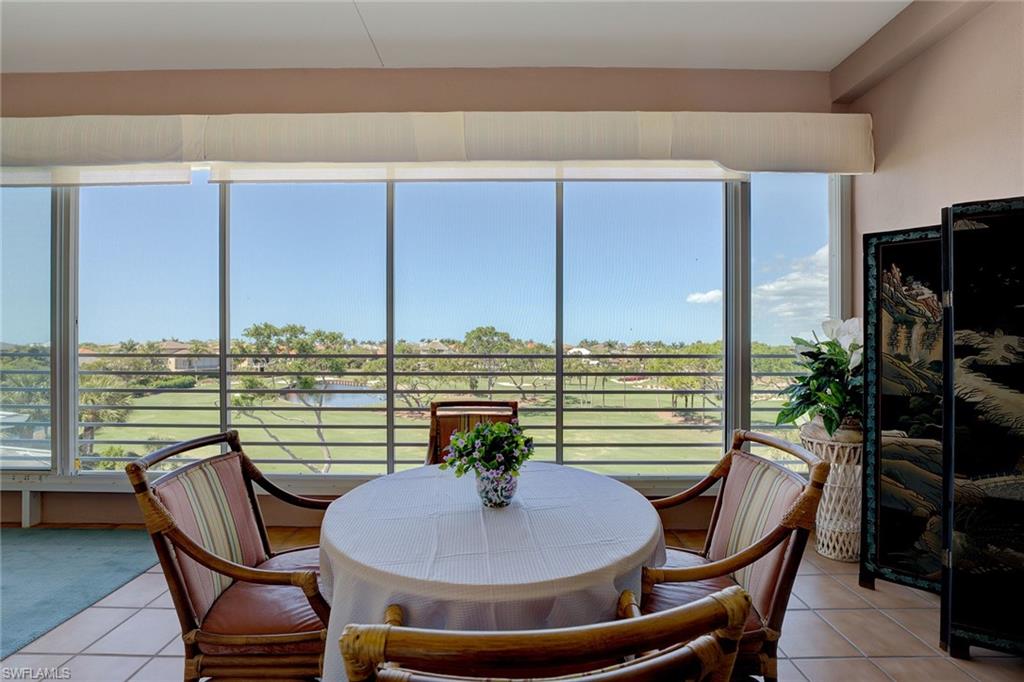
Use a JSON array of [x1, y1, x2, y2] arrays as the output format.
[[776, 318, 864, 561], [441, 419, 534, 508]]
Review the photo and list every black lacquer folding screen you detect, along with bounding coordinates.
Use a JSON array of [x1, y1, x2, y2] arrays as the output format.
[[942, 197, 1024, 657], [861, 227, 944, 594]]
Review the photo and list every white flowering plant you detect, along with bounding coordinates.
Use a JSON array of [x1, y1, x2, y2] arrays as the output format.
[[776, 318, 864, 436], [440, 420, 534, 478]]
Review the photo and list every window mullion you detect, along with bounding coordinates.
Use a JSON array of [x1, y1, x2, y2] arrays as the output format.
[[723, 181, 751, 446], [555, 181, 564, 464], [218, 183, 231, 435], [52, 186, 79, 475], [386, 181, 396, 474], [828, 174, 852, 319]]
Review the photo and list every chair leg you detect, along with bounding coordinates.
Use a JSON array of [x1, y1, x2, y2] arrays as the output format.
[[760, 651, 778, 682], [183, 656, 201, 682]]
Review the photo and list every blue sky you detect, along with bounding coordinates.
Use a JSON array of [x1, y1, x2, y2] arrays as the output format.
[[1, 172, 827, 347]]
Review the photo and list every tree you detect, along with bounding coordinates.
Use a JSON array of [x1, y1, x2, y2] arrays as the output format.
[[391, 340, 459, 410], [231, 323, 363, 474], [77, 374, 132, 457], [463, 326, 513, 399]]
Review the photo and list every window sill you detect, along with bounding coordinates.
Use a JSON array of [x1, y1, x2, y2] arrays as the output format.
[[1, 470, 706, 498]]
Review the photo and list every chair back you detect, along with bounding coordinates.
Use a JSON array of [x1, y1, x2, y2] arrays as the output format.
[[425, 400, 518, 465], [125, 431, 272, 624], [374, 637, 729, 681], [705, 431, 828, 624], [341, 585, 750, 682]]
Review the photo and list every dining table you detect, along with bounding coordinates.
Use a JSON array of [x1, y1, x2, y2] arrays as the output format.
[[318, 461, 667, 681]]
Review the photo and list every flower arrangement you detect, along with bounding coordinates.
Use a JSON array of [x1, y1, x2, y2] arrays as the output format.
[[776, 318, 864, 436], [440, 419, 534, 478], [440, 420, 534, 507]]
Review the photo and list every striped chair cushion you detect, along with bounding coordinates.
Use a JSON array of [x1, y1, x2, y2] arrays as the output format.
[[154, 453, 268, 619], [707, 451, 804, 618]]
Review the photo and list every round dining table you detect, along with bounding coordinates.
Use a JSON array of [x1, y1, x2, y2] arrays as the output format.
[[318, 461, 667, 681]]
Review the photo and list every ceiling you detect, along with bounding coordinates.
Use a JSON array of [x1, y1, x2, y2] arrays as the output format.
[[1, 1, 911, 74]]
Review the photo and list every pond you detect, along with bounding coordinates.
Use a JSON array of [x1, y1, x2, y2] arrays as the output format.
[[283, 382, 386, 408]]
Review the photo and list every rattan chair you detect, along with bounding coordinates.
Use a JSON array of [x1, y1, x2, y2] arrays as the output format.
[[125, 430, 332, 681], [341, 586, 751, 682], [425, 400, 518, 465], [640, 429, 829, 682]]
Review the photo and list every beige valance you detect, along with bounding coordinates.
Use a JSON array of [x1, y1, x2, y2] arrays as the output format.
[[1, 111, 874, 184]]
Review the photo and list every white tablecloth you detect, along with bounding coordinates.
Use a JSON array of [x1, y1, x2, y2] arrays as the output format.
[[318, 462, 666, 681]]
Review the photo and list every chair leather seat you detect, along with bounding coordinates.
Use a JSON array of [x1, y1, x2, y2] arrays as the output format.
[[642, 547, 766, 651], [199, 547, 325, 655]]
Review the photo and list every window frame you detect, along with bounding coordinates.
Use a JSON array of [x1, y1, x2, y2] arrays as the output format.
[[2, 174, 849, 492]]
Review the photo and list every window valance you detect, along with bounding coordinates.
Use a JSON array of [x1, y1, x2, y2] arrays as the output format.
[[1, 111, 874, 185]]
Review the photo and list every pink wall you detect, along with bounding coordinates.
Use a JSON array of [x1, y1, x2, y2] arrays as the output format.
[[0, 67, 831, 116], [849, 1, 1024, 312]]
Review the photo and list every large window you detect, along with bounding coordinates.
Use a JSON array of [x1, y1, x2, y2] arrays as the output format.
[[749, 173, 831, 464], [76, 174, 219, 470], [229, 183, 386, 475], [563, 182, 724, 475], [1, 172, 836, 479], [0, 187, 52, 470], [394, 182, 557, 467]]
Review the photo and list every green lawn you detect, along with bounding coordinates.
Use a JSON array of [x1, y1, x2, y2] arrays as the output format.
[[85, 377, 797, 476]]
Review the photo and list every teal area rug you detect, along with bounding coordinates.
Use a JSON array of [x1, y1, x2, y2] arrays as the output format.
[[0, 528, 157, 658]]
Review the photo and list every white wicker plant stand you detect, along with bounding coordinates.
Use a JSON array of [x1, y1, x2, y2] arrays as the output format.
[[799, 419, 864, 562]]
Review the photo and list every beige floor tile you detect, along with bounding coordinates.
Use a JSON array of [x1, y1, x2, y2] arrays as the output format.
[[951, 655, 1024, 682], [804, 549, 861, 575], [881, 609, 941, 651], [834, 575, 936, 610], [145, 591, 174, 609], [797, 559, 824, 575], [145, 563, 162, 574], [95, 573, 169, 608], [914, 587, 941, 606], [794, 657, 889, 681], [63, 654, 150, 682], [792, 575, 872, 609], [818, 610, 933, 657], [84, 609, 182, 656], [128, 656, 184, 681], [779, 611, 861, 659], [21, 607, 136, 654], [0, 653, 72, 669], [157, 639, 184, 657], [789, 594, 810, 610], [777, 658, 808, 681], [872, 657, 973, 681]]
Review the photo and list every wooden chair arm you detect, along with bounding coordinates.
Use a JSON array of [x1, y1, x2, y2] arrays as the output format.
[[643, 524, 791, 595], [650, 473, 719, 510], [241, 455, 333, 510], [166, 526, 331, 623], [650, 451, 732, 511]]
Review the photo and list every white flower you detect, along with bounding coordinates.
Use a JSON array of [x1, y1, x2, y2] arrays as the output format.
[[849, 347, 863, 370], [821, 317, 863, 351]]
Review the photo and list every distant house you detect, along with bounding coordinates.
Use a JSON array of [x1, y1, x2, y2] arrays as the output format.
[[422, 340, 453, 354], [160, 341, 219, 372], [78, 347, 102, 366], [566, 347, 599, 365]]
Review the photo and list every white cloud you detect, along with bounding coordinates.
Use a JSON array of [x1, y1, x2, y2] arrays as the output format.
[[752, 245, 829, 343], [686, 289, 722, 304]]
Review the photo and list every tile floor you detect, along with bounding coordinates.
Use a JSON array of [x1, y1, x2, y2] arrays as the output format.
[[3, 528, 1021, 681]]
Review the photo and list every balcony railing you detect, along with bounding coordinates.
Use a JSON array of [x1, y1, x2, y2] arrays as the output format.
[[62, 350, 803, 475]]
